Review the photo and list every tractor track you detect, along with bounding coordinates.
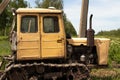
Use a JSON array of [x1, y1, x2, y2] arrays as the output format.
[[0, 62, 90, 80]]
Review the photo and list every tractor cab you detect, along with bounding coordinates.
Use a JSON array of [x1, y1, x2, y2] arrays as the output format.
[[16, 8, 66, 60]]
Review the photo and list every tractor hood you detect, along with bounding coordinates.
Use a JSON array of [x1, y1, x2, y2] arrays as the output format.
[[67, 38, 110, 65]]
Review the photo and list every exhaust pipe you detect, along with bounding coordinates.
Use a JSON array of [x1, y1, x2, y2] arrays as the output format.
[[87, 14, 95, 47]]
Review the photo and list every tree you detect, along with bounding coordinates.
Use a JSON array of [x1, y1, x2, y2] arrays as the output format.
[[0, 8, 8, 35], [0, 0, 9, 35], [9, 0, 27, 9], [0, 0, 27, 36], [35, 0, 77, 36], [63, 14, 77, 36], [35, 0, 63, 9]]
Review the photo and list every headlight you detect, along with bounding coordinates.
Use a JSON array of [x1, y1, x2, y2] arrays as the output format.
[[80, 55, 85, 62]]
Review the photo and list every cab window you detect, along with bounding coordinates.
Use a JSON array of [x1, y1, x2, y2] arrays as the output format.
[[21, 16, 38, 33], [43, 16, 59, 33]]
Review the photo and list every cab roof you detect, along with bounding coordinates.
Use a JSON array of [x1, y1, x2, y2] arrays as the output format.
[[16, 8, 63, 14]]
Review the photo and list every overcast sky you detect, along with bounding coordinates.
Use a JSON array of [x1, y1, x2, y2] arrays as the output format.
[[26, 0, 120, 34]]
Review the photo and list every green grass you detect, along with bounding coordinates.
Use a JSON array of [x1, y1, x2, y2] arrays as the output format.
[[109, 37, 120, 64], [0, 36, 11, 56]]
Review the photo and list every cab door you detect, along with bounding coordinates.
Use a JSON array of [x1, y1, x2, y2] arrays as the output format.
[[41, 14, 66, 58], [17, 14, 40, 60]]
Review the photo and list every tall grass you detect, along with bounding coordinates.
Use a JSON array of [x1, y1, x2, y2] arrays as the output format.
[[109, 38, 120, 64], [0, 36, 11, 56]]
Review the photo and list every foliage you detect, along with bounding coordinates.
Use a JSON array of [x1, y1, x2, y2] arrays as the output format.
[[0, 0, 9, 36], [0, 36, 11, 56], [35, 0, 77, 36], [96, 28, 120, 37], [63, 14, 77, 36], [0, 0, 27, 36], [109, 38, 120, 64], [35, 0, 63, 9], [9, 0, 27, 9]]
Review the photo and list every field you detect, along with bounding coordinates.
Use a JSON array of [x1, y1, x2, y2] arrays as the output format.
[[0, 36, 120, 79]]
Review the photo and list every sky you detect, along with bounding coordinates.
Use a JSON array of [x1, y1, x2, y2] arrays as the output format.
[[26, 0, 120, 34]]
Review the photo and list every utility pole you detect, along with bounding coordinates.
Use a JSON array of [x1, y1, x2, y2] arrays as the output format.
[[79, 0, 89, 37]]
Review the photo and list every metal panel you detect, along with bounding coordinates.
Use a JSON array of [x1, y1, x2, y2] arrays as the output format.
[[17, 14, 40, 60], [40, 14, 66, 58]]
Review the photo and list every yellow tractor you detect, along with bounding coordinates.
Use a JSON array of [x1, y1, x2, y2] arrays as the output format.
[[0, 0, 110, 80]]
